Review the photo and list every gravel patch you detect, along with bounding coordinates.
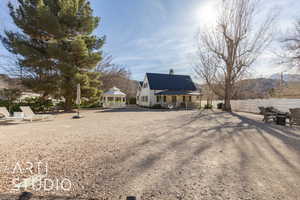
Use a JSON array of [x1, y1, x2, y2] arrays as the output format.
[[0, 108, 299, 200]]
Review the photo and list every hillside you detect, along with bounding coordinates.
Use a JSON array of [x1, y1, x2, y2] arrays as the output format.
[[270, 73, 300, 82], [234, 78, 281, 99], [0, 74, 23, 90], [201, 77, 300, 100], [275, 82, 300, 98]]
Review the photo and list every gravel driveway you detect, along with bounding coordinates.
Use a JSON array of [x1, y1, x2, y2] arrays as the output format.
[[0, 108, 299, 200]]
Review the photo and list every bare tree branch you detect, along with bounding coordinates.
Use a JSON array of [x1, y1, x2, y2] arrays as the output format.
[[194, 0, 275, 111]]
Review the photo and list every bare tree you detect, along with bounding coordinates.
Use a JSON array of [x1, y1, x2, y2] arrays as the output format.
[[96, 54, 137, 98], [194, 0, 275, 111], [281, 19, 300, 70]]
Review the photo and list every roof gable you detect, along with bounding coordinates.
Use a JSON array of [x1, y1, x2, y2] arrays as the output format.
[[146, 73, 197, 91]]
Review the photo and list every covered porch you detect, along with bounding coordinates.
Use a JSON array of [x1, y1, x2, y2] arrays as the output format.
[[155, 90, 201, 109]]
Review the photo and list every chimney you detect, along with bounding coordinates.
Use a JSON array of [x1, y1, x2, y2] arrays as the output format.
[[169, 69, 174, 75]]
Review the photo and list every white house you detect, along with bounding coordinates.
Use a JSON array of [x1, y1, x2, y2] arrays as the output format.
[[136, 70, 201, 108]]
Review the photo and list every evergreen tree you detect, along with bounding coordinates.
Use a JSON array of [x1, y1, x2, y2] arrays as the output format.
[[0, 88, 22, 113], [1, 0, 105, 111]]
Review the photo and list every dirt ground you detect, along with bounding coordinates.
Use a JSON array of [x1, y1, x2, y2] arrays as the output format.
[[0, 107, 299, 200]]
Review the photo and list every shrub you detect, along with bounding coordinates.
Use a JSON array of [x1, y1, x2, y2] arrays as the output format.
[[151, 104, 163, 109], [204, 104, 213, 109], [20, 97, 54, 113], [217, 103, 224, 109], [81, 100, 101, 108], [128, 97, 136, 105], [0, 100, 9, 108], [0, 99, 21, 113]]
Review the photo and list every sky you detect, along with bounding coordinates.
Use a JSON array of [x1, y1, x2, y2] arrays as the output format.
[[0, 0, 300, 81]]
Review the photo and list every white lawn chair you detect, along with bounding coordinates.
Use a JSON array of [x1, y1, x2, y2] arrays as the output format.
[[0, 107, 23, 122], [20, 106, 51, 122]]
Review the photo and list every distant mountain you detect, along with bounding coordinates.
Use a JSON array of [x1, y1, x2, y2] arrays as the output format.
[[0, 74, 23, 90], [270, 73, 300, 82], [234, 78, 281, 99]]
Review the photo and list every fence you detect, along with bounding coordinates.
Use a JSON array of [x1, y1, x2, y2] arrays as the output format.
[[211, 99, 300, 114]]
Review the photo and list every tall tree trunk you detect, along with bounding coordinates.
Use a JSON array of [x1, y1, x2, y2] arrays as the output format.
[[64, 96, 73, 112], [223, 80, 232, 112], [63, 76, 74, 112]]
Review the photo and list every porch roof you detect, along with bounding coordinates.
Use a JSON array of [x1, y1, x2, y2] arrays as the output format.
[[155, 90, 201, 96]]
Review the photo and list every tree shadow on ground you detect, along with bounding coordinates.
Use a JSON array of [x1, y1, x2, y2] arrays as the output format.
[[70, 110, 300, 199], [0, 192, 81, 200], [231, 112, 300, 153], [97, 106, 195, 113]]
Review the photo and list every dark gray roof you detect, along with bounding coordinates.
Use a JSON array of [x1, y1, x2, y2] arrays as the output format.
[[146, 73, 197, 91], [155, 90, 201, 95]]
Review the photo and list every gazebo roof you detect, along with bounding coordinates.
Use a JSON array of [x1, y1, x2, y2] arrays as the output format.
[[103, 86, 126, 96]]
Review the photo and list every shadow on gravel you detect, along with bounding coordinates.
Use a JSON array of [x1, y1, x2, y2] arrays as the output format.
[[0, 192, 80, 200], [82, 110, 300, 198], [231, 112, 300, 153], [97, 106, 195, 113]]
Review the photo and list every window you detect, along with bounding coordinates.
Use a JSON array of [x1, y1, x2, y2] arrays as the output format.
[[163, 96, 167, 102], [189, 96, 192, 102], [172, 96, 177, 103], [142, 96, 148, 102], [143, 83, 148, 88], [183, 96, 186, 102], [123, 97, 126, 102], [156, 96, 161, 102], [107, 97, 114, 102]]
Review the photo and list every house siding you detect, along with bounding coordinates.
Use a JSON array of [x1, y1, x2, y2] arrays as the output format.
[[137, 76, 151, 107]]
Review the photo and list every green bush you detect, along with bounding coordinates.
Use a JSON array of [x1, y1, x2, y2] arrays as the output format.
[[0, 100, 9, 108], [0, 97, 55, 114], [81, 100, 101, 108], [128, 97, 136, 105], [0, 99, 21, 113], [151, 104, 163, 109], [217, 103, 224, 109], [20, 97, 54, 113], [204, 104, 213, 109]]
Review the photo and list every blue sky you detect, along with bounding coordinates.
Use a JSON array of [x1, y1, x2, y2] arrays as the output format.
[[1, 0, 300, 81]]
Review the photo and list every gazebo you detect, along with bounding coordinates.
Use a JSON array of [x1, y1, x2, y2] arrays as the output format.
[[101, 86, 126, 108]]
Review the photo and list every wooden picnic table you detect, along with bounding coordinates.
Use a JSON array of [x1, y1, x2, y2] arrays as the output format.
[[258, 106, 289, 125]]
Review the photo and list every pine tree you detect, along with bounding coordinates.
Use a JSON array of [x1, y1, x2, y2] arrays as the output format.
[[1, 0, 105, 111]]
